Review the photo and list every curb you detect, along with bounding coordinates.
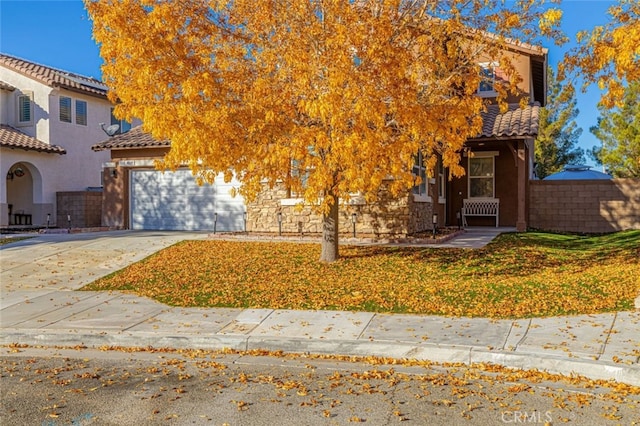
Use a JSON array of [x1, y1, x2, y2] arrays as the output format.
[[207, 229, 466, 245], [3, 328, 638, 387]]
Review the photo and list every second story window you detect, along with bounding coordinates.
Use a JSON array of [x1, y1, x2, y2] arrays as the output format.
[[59, 96, 72, 123], [17, 92, 33, 126], [75, 100, 87, 126], [110, 107, 131, 134], [478, 62, 499, 97]]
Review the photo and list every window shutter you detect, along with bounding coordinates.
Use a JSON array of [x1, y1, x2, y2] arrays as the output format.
[[60, 96, 72, 123], [18, 95, 31, 123], [75, 100, 87, 125]]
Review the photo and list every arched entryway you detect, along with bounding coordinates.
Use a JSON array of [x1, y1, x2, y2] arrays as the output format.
[[5, 162, 42, 226]]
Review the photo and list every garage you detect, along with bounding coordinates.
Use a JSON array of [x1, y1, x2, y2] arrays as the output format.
[[130, 169, 245, 231]]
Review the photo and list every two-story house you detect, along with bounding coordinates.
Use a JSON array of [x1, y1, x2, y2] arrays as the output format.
[[92, 35, 546, 235], [0, 54, 127, 228]]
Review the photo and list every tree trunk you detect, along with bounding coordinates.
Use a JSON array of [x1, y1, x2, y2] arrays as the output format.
[[320, 196, 339, 262]]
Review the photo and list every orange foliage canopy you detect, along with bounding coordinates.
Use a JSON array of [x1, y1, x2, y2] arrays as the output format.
[[562, 0, 640, 108], [86, 0, 560, 260]]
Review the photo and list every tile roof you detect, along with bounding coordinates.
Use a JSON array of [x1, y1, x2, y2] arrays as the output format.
[[0, 124, 66, 154], [0, 80, 16, 91], [0, 53, 108, 98], [477, 102, 540, 139], [92, 103, 541, 152], [91, 125, 170, 151]]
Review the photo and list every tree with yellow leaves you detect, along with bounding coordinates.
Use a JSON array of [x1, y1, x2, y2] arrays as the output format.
[[86, 0, 561, 262], [562, 0, 640, 109]]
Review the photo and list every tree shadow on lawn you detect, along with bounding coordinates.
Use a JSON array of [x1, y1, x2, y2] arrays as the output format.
[[339, 230, 639, 279]]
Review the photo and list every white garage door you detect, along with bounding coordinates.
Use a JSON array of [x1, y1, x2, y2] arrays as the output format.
[[130, 169, 245, 231]]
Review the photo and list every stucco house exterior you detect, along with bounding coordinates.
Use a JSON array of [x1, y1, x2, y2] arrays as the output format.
[[93, 40, 547, 235], [0, 54, 127, 228]]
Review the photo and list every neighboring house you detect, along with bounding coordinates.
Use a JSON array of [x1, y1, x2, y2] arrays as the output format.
[[0, 54, 126, 228], [93, 41, 547, 235]]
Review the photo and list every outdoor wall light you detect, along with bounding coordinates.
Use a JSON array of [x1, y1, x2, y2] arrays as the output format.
[[110, 169, 118, 178], [432, 213, 438, 239], [351, 213, 357, 238], [277, 212, 283, 236]]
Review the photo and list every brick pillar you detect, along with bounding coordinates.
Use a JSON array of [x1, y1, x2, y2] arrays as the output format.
[[516, 140, 527, 232]]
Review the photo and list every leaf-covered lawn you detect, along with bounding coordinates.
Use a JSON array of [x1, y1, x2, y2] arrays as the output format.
[[83, 231, 640, 318]]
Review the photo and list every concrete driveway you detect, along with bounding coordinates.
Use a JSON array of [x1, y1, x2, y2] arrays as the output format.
[[0, 230, 210, 308]]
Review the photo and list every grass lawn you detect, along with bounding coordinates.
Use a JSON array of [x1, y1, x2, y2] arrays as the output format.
[[82, 230, 640, 319], [0, 237, 31, 246]]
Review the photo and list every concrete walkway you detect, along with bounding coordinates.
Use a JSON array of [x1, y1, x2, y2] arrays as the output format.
[[1, 230, 638, 386]]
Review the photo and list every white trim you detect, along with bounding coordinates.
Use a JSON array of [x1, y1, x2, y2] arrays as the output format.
[[347, 196, 366, 205], [413, 194, 432, 203], [470, 150, 500, 158], [477, 61, 499, 97], [117, 159, 156, 167], [468, 154, 496, 199], [280, 198, 304, 206]]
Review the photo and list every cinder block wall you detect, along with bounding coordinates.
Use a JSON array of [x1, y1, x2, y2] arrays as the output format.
[[529, 179, 640, 233], [56, 191, 103, 228]]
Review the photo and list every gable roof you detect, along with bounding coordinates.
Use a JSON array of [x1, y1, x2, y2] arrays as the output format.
[[91, 125, 170, 151], [475, 102, 540, 139], [0, 53, 108, 99], [0, 124, 66, 154]]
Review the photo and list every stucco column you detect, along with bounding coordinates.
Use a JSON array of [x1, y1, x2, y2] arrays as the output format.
[[516, 140, 527, 232]]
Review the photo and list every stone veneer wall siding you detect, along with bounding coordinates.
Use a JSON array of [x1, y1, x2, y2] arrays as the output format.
[[529, 179, 640, 233], [56, 191, 103, 228], [246, 182, 435, 237]]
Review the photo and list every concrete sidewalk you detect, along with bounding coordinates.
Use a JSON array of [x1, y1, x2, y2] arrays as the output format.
[[1, 230, 638, 386]]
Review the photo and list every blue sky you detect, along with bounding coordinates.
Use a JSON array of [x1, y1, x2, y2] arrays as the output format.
[[0, 0, 616, 164]]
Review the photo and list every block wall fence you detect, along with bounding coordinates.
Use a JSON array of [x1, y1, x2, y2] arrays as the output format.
[[529, 179, 640, 233], [56, 191, 103, 229]]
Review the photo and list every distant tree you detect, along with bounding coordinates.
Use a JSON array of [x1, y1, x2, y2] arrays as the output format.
[[535, 67, 584, 179], [86, 0, 563, 262], [589, 81, 640, 178]]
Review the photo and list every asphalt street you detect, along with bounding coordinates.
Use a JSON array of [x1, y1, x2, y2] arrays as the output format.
[[2, 346, 639, 426]]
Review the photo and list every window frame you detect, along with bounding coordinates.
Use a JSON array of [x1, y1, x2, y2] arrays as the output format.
[[477, 62, 499, 98], [467, 151, 498, 199], [59, 96, 72, 123], [75, 99, 87, 126], [16, 92, 34, 126], [437, 157, 447, 204], [412, 152, 431, 202], [110, 107, 131, 134]]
